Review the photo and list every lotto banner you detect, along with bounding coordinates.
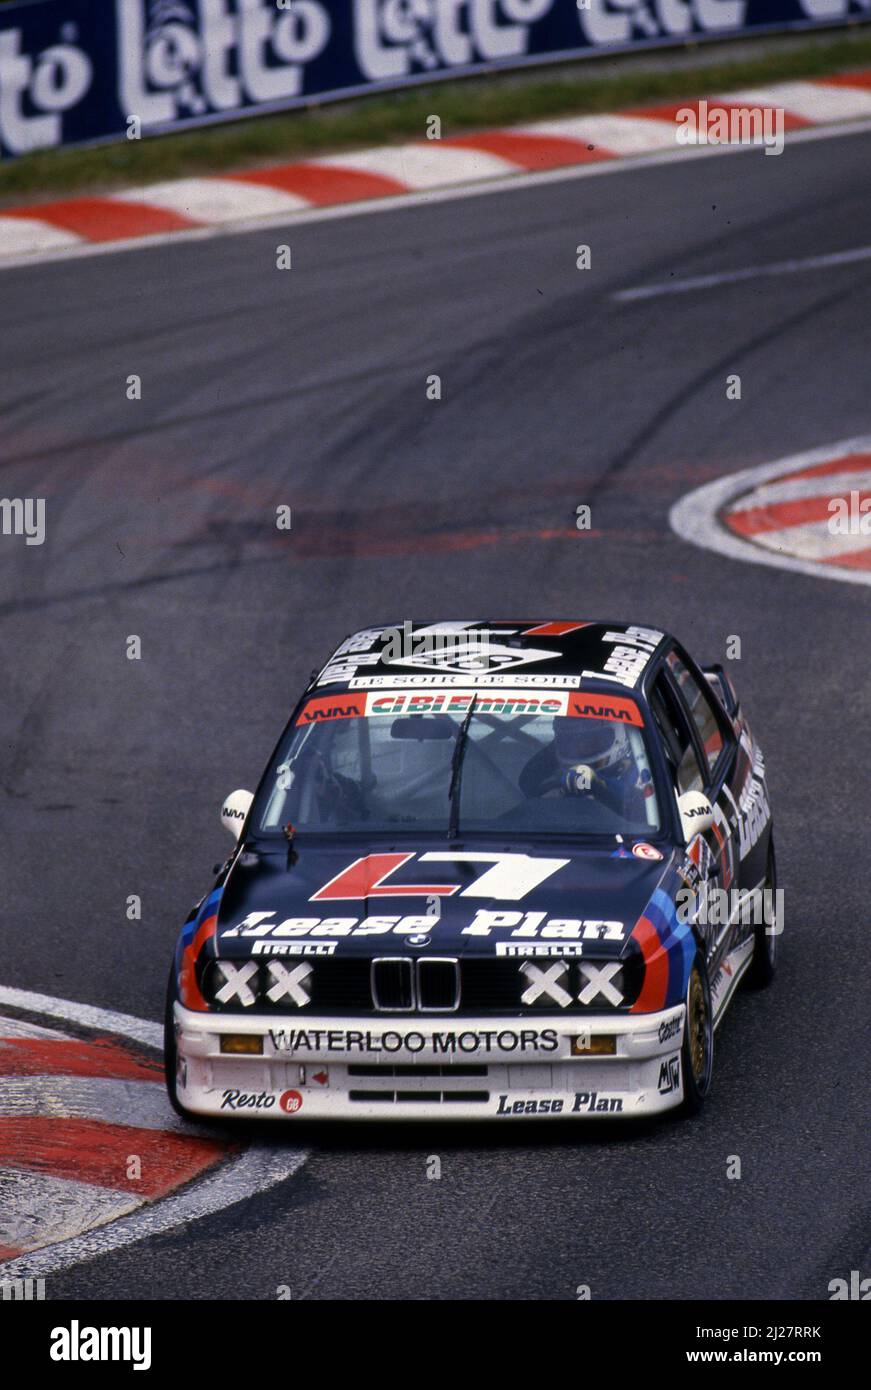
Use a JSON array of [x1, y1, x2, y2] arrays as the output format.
[[0, 0, 869, 159]]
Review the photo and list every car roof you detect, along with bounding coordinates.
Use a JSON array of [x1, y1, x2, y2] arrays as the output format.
[[311, 620, 672, 694]]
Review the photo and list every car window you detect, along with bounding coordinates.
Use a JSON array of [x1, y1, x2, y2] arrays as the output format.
[[665, 651, 724, 777], [650, 672, 704, 795], [327, 712, 363, 779], [255, 693, 662, 837]]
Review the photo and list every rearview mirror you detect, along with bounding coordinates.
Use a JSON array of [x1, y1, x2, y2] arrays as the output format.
[[391, 715, 454, 740], [221, 789, 254, 840], [677, 790, 713, 842]]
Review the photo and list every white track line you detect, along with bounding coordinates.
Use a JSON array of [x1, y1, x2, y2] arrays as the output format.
[[614, 244, 871, 301], [0, 987, 310, 1280], [669, 434, 871, 588], [0, 985, 162, 1048], [1, 116, 870, 277]]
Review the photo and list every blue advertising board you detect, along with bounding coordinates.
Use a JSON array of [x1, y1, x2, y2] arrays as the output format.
[[0, 0, 869, 159]]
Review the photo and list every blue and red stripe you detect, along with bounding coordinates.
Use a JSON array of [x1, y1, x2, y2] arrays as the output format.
[[630, 888, 696, 1012]]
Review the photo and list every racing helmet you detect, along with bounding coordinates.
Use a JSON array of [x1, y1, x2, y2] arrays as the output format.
[[553, 718, 633, 785]]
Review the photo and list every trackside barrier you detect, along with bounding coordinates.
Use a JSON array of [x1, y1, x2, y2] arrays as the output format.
[[0, 0, 869, 159]]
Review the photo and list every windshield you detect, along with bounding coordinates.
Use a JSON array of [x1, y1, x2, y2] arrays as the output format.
[[253, 689, 661, 838]]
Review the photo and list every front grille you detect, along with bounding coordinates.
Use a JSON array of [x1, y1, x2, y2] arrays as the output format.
[[308, 959, 524, 1013], [206, 946, 643, 1014], [369, 957, 460, 1012], [418, 958, 460, 1011], [371, 958, 414, 1011]]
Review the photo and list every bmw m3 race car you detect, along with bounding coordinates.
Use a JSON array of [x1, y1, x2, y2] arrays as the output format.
[[165, 620, 777, 1122]]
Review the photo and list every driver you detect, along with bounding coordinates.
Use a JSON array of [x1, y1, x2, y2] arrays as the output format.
[[519, 717, 647, 818], [291, 745, 367, 825]]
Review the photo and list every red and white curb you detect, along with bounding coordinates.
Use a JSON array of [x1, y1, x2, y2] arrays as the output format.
[[0, 985, 308, 1280], [2, 71, 871, 268], [669, 436, 871, 586]]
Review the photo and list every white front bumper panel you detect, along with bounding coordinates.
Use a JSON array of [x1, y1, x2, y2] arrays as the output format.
[[173, 1003, 687, 1120]]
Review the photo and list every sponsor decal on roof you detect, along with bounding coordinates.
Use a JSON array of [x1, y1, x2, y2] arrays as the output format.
[[385, 642, 559, 676], [350, 674, 581, 688], [316, 623, 565, 684], [581, 625, 663, 689], [522, 622, 591, 637]]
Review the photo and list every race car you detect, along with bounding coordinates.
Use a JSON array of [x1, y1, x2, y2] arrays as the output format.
[[164, 620, 777, 1122]]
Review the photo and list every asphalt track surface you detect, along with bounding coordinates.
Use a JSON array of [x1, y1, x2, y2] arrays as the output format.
[[2, 125, 870, 1301]]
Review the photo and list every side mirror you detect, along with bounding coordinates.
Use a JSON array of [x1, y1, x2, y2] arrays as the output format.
[[677, 790, 713, 842], [221, 789, 254, 840]]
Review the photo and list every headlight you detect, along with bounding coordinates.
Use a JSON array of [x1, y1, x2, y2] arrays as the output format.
[[202, 959, 313, 1010], [208, 959, 260, 1007], [519, 960, 572, 1008], [518, 952, 643, 1009], [263, 960, 312, 1007], [577, 961, 625, 1007]]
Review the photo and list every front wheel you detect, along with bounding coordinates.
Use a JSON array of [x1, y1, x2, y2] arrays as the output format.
[[679, 955, 713, 1116]]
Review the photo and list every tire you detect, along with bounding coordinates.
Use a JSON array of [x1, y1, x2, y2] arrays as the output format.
[[744, 838, 778, 990], [679, 954, 714, 1116], [163, 967, 196, 1121]]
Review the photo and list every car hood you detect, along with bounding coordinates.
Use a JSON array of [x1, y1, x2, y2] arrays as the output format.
[[212, 838, 678, 960]]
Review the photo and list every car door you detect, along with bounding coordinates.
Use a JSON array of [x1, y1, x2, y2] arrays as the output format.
[[650, 651, 741, 977]]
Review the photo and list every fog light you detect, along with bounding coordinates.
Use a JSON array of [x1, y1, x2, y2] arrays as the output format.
[[220, 1034, 263, 1055], [570, 1034, 616, 1057]]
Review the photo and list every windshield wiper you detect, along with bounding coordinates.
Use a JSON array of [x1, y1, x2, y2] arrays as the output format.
[[447, 695, 477, 839]]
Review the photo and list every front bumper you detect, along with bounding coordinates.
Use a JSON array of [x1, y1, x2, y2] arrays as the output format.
[[172, 1003, 687, 1120]]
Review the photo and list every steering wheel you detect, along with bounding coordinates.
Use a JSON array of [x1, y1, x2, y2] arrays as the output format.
[[526, 764, 610, 805]]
